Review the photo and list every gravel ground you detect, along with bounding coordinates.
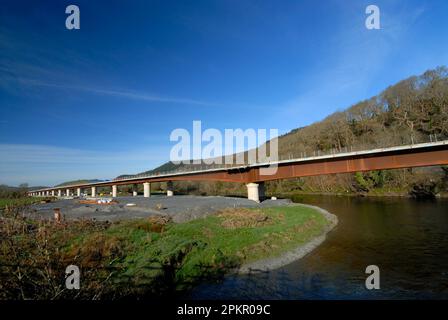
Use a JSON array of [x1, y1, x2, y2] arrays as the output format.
[[26, 195, 292, 223]]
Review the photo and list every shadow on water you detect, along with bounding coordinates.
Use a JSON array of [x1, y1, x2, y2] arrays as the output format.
[[184, 195, 448, 299]]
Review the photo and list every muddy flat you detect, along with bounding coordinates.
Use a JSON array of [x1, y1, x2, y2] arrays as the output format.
[[26, 195, 292, 223]]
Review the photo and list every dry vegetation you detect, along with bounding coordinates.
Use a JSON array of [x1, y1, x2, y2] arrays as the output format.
[[142, 67, 448, 198], [0, 204, 328, 300], [218, 208, 272, 229]]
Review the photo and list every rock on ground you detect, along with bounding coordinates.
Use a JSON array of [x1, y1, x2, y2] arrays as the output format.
[[26, 195, 292, 223]]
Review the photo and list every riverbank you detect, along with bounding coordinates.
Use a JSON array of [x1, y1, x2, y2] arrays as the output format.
[[278, 190, 448, 199], [238, 203, 337, 273], [185, 194, 448, 299], [0, 199, 334, 299]]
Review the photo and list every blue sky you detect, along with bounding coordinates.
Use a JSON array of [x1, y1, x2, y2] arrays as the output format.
[[1, 0, 448, 186]]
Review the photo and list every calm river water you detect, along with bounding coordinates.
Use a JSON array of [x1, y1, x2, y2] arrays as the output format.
[[185, 195, 448, 299]]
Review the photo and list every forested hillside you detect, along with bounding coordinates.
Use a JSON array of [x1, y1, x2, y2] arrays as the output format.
[[268, 66, 448, 197], [128, 67, 448, 197], [111, 67, 448, 195]]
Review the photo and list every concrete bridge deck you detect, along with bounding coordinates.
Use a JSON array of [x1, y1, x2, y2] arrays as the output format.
[[29, 140, 448, 202]]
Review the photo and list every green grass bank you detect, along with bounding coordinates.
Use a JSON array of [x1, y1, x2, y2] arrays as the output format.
[[1, 204, 332, 299]]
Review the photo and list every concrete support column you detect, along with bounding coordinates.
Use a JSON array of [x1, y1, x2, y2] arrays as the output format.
[[77, 188, 81, 197], [259, 182, 265, 201], [58, 190, 62, 197], [91, 186, 96, 197], [246, 182, 265, 203], [143, 182, 151, 198], [66, 189, 70, 197], [51, 190, 55, 197], [167, 181, 174, 197], [132, 184, 138, 197], [112, 185, 117, 198]]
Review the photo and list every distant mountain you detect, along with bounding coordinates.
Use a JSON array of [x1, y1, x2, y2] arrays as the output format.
[[28, 186, 49, 191], [115, 162, 179, 179], [55, 179, 106, 187]]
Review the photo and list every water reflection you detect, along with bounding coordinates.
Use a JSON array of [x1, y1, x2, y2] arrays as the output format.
[[186, 195, 448, 299]]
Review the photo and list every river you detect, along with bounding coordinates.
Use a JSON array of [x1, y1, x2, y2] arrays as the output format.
[[185, 195, 448, 299]]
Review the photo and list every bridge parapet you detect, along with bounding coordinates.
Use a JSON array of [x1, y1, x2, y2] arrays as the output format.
[[28, 139, 448, 201]]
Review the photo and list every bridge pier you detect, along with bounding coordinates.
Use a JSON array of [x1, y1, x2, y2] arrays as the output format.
[[112, 185, 117, 198], [246, 182, 265, 203], [167, 181, 174, 197], [58, 190, 62, 197], [66, 189, 70, 197], [132, 184, 138, 196], [91, 186, 96, 197], [51, 190, 55, 197], [77, 188, 81, 197], [143, 182, 151, 197]]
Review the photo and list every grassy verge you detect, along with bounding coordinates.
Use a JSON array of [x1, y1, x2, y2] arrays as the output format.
[[0, 197, 52, 210], [0, 205, 329, 299]]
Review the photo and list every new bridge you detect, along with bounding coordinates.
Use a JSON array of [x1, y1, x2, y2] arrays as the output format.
[[28, 140, 448, 202]]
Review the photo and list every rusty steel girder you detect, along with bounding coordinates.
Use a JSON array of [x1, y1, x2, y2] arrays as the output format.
[[251, 147, 448, 182], [34, 143, 448, 193]]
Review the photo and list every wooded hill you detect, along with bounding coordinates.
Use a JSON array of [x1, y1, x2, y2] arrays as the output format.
[[116, 67, 448, 197], [134, 67, 448, 197]]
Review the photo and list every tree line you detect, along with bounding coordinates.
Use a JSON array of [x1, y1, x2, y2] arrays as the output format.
[[164, 67, 448, 197]]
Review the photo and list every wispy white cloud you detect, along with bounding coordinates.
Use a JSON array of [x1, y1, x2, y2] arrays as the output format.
[[0, 25, 220, 107], [2, 75, 220, 107]]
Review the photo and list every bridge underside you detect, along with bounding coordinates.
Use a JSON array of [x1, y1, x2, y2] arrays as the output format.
[[109, 146, 448, 185], [29, 143, 448, 202]]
